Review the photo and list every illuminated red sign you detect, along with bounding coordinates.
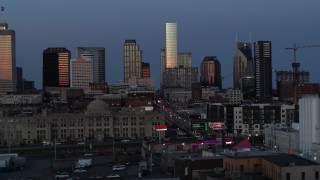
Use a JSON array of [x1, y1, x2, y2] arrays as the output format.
[[155, 125, 167, 131], [208, 122, 225, 130]]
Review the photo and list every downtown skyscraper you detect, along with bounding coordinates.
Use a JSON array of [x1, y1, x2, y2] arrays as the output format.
[[165, 23, 178, 68], [123, 40, 142, 83], [70, 58, 93, 91], [233, 42, 254, 89], [200, 56, 222, 89], [76, 47, 105, 83], [42, 47, 71, 89], [254, 41, 272, 102], [0, 23, 16, 94]]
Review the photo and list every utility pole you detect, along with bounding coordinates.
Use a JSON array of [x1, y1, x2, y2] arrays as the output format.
[[54, 138, 57, 160]]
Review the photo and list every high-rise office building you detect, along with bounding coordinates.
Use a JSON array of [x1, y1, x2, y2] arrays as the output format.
[[178, 52, 192, 68], [254, 41, 272, 102], [200, 56, 222, 89], [16, 67, 23, 92], [23, 79, 35, 92], [165, 23, 178, 68], [71, 58, 94, 91], [233, 42, 254, 89], [160, 49, 192, 88], [76, 47, 105, 83], [163, 67, 198, 90], [0, 23, 16, 94], [141, 62, 150, 78], [43, 47, 71, 89], [160, 49, 166, 88], [123, 40, 142, 83]]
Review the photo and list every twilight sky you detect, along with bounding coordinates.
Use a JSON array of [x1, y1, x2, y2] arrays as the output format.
[[1, 0, 320, 89]]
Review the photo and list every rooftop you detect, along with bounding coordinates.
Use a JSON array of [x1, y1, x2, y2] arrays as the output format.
[[263, 154, 320, 167]]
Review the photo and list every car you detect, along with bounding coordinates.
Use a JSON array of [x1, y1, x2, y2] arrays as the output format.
[[112, 164, 126, 171], [66, 177, 80, 180], [74, 168, 87, 173], [54, 172, 70, 179], [88, 176, 103, 179], [77, 141, 85, 145], [121, 139, 130, 143], [106, 174, 120, 178], [84, 153, 94, 157]]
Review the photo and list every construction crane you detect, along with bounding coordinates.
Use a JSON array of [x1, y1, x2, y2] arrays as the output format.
[[285, 44, 320, 85]]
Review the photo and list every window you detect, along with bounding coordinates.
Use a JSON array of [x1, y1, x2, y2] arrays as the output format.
[[240, 165, 244, 172], [286, 173, 290, 180]]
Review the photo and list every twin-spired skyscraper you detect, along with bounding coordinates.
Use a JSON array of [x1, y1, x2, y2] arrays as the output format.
[[0, 23, 16, 94]]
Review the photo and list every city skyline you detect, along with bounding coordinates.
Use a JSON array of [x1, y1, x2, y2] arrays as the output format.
[[1, 0, 320, 89]]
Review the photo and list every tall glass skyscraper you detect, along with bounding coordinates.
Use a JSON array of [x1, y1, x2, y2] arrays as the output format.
[[77, 47, 105, 83], [43, 47, 71, 89], [0, 23, 16, 94], [254, 41, 272, 102], [123, 40, 142, 83], [233, 42, 254, 89], [165, 23, 177, 68]]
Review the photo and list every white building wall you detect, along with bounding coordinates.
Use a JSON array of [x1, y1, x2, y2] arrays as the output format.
[[233, 107, 243, 134], [299, 95, 320, 151]]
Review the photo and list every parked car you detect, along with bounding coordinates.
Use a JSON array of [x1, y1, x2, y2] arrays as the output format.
[[84, 153, 94, 157], [74, 168, 87, 173], [106, 174, 120, 178], [88, 175, 103, 179], [121, 139, 130, 143], [112, 164, 126, 171], [66, 177, 80, 180], [54, 172, 70, 179]]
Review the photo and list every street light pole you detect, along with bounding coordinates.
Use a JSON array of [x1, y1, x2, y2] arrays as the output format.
[[113, 134, 115, 162], [54, 138, 57, 160], [84, 138, 86, 154]]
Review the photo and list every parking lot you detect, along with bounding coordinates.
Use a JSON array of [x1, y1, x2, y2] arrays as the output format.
[[0, 154, 143, 180]]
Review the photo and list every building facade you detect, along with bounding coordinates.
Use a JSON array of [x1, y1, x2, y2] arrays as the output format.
[[178, 52, 192, 68], [163, 67, 198, 90], [16, 67, 23, 92], [141, 62, 150, 78], [43, 47, 71, 89], [0, 23, 16, 94], [165, 23, 178, 69], [76, 47, 105, 83], [233, 42, 254, 89], [71, 58, 94, 91], [0, 100, 165, 146], [299, 95, 320, 152], [254, 41, 272, 102], [123, 40, 142, 83], [200, 56, 222, 89]]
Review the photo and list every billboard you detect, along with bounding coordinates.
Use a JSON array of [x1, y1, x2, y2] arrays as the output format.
[[208, 122, 225, 130], [191, 123, 207, 131], [155, 125, 167, 131]]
